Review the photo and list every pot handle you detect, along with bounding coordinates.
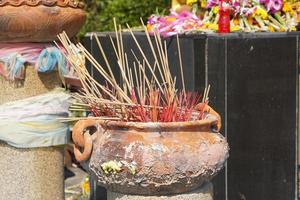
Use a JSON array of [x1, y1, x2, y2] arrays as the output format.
[[72, 119, 98, 162], [196, 103, 222, 132]]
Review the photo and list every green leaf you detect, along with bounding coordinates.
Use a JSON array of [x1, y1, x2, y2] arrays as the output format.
[[78, 0, 171, 39]]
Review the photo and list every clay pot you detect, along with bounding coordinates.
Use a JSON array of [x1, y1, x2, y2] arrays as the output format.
[[72, 106, 229, 195], [0, 0, 86, 42]]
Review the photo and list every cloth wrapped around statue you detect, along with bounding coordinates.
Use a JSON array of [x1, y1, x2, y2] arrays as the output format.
[[0, 89, 71, 148], [0, 43, 74, 81]]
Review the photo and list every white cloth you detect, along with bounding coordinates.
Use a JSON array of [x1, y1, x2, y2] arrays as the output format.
[[0, 89, 71, 148]]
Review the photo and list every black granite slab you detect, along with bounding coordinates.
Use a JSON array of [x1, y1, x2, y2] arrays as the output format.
[[83, 32, 300, 200], [226, 37, 297, 200]]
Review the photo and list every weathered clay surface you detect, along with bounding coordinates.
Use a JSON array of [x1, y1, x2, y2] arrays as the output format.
[[72, 106, 229, 195], [0, 0, 84, 7], [0, 0, 85, 42]]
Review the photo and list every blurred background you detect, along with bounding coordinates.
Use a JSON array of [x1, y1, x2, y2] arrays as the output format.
[[79, 0, 171, 37]]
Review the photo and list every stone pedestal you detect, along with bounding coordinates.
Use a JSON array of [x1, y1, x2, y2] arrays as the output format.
[[0, 66, 61, 104], [107, 182, 213, 200], [0, 142, 64, 200], [0, 65, 64, 200]]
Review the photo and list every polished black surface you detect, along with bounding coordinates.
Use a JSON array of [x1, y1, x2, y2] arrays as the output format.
[[226, 36, 297, 200], [206, 37, 227, 200], [83, 32, 299, 200]]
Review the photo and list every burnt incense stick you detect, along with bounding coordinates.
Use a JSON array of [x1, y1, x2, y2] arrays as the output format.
[[57, 19, 209, 122]]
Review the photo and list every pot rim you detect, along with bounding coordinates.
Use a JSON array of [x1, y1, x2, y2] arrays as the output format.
[[0, 0, 85, 8], [92, 114, 219, 132], [72, 108, 221, 162]]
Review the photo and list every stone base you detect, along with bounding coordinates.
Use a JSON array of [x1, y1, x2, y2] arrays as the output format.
[[107, 182, 213, 200], [0, 66, 61, 104], [0, 142, 64, 200]]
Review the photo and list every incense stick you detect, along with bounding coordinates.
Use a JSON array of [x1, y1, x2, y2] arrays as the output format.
[[57, 20, 209, 123]]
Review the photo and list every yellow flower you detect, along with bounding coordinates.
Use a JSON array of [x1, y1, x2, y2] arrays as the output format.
[[290, 26, 297, 31], [82, 177, 90, 196], [279, 28, 286, 32], [289, 10, 295, 16], [231, 25, 240, 32], [201, 0, 206, 8], [172, 3, 182, 11], [283, 2, 292, 13], [186, 0, 198, 6], [268, 26, 275, 32], [233, 18, 239, 25], [255, 6, 268, 19], [208, 23, 218, 31], [147, 24, 153, 32], [213, 6, 220, 14], [166, 17, 177, 22]]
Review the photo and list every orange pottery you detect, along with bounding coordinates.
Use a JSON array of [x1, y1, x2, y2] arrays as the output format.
[[72, 105, 229, 195], [0, 0, 86, 42]]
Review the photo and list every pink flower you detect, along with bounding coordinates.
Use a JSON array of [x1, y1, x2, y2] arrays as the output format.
[[265, 0, 282, 13], [206, 0, 219, 8], [147, 10, 203, 37], [241, 6, 257, 16], [148, 15, 161, 25]]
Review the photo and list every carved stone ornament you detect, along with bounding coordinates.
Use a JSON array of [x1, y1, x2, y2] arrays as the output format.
[[0, 0, 86, 42]]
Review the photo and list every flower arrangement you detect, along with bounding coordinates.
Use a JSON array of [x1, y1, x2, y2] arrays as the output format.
[[147, 0, 300, 36]]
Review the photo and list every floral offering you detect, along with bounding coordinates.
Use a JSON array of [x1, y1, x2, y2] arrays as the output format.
[[147, 0, 300, 35]]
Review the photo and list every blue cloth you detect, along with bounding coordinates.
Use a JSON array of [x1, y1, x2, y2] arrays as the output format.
[[37, 47, 68, 75], [0, 45, 69, 80], [0, 53, 26, 80]]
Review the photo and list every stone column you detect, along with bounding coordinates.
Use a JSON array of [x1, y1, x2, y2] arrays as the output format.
[[0, 68, 64, 200], [0, 142, 64, 200], [0, 1, 86, 199]]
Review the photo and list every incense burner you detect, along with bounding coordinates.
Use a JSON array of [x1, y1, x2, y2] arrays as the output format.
[[0, 0, 86, 42], [72, 106, 229, 195]]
